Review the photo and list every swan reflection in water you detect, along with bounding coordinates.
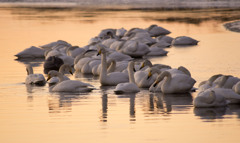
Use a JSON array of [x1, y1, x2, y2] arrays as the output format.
[[194, 107, 227, 121], [143, 93, 193, 116], [47, 92, 91, 115], [194, 104, 240, 121], [99, 92, 137, 122]]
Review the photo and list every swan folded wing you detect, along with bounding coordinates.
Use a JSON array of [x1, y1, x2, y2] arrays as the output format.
[[173, 74, 196, 91], [52, 80, 94, 92], [115, 83, 140, 93], [105, 72, 129, 85], [48, 76, 70, 84], [26, 74, 46, 84]]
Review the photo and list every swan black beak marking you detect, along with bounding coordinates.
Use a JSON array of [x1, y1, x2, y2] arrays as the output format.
[[47, 75, 51, 81], [69, 70, 73, 75], [97, 50, 101, 56], [139, 63, 144, 70], [153, 82, 158, 87], [147, 72, 152, 80]]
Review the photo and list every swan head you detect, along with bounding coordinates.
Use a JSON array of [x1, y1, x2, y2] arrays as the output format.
[[147, 67, 161, 79], [140, 59, 152, 70], [97, 44, 107, 56], [59, 64, 73, 75], [47, 70, 61, 81], [152, 71, 169, 87]]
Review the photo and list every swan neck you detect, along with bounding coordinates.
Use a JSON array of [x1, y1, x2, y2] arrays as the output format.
[[56, 72, 64, 82], [161, 71, 171, 85], [128, 64, 135, 84], [26, 65, 34, 75]]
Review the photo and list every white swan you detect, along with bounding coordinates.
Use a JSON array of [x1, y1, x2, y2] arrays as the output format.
[[15, 46, 45, 59], [97, 44, 129, 86], [116, 27, 127, 38], [119, 40, 150, 58], [48, 64, 73, 84], [146, 24, 171, 37], [47, 70, 94, 92], [25, 65, 46, 86], [114, 61, 140, 94], [193, 90, 227, 108], [172, 36, 199, 46], [149, 71, 196, 93]]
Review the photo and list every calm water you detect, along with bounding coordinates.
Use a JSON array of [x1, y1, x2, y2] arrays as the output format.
[[0, 6, 240, 143]]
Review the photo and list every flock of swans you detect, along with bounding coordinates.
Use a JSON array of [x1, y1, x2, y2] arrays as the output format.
[[16, 24, 240, 108]]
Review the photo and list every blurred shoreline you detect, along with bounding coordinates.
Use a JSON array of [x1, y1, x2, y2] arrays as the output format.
[[0, 1, 240, 10], [1, 1, 240, 33]]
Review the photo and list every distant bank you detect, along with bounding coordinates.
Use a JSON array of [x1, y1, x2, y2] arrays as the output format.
[[0, 0, 240, 9]]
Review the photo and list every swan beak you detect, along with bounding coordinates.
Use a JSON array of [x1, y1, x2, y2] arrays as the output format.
[[97, 50, 101, 56], [147, 71, 152, 80], [139, 63, 144, 70], [153, 81, 158, 87], [133, 67, 136, 72], [47, 75, 52, 81], [69, 69, 73, 75]]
